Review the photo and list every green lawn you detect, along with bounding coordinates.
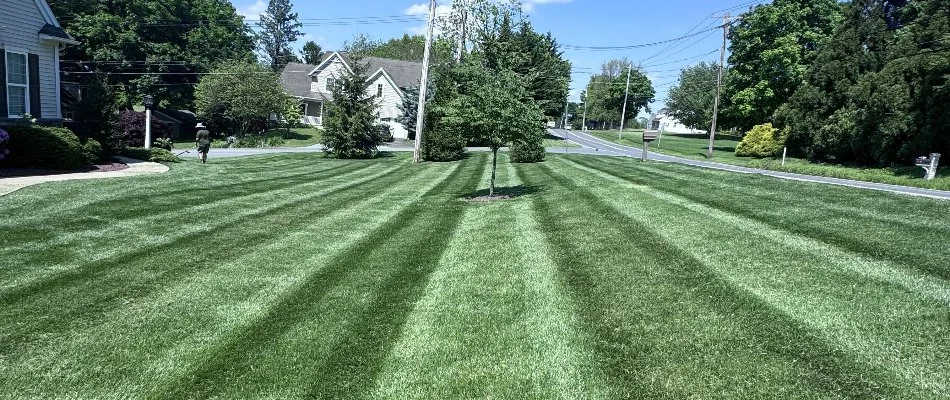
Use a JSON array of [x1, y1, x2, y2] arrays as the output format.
[[542, 133, 580, 148], [588, 129, 950, 191], [1, 153, 949, 398], [173, 127, 323, 149]]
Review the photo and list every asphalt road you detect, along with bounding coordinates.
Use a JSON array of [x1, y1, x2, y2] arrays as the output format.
[[552, 128, 950, 201]]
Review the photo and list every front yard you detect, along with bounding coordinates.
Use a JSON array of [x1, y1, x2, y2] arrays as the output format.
[[1, 153, 948, 398], [173, 127, 324, 149]]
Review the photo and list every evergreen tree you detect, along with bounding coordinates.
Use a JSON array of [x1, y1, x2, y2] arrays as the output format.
[[321, 57, 384, 158], [258, 0, 304, 72], [301, 41, 324, 65], [396, 82, 433, 140]]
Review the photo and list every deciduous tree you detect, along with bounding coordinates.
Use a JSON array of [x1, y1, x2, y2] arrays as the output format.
[[666, 62, 721, 130], [194, 62, 291, 136]]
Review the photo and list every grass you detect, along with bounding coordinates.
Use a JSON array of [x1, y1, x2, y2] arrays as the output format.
[[1, 153, 949, 398], [588, 129, 950, 191], [542, 133, 580, 148], [173, 127, 323, 149]]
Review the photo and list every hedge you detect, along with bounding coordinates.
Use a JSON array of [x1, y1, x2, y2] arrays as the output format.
[[1, 125, 88, 170]]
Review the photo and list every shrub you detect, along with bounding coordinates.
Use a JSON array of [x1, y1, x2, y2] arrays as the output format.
[[121, 147, 182, 163], [0, 128, 9, 162], [1, 125, 87, 169], [82, 138, 104, 164], [509, 130, 546, 163], [113, 110, 172, 148], [267, 135, 286, 147], [422, 127, 467, 162], [154, 137, 174, 151], [235, 135, 265, 148], [736, 123, 787, 158]]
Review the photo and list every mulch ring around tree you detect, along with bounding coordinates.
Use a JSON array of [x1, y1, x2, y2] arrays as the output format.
[[0, 162, 129, 178]]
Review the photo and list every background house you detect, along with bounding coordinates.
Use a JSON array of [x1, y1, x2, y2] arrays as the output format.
[[649, 108, 706, 134], [0, 0, 78, 124], [281, 52, 422, 139]]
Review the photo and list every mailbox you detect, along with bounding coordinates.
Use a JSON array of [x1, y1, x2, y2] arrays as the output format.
[[643, 130, 659, 142], [916, 153, 941, 180]]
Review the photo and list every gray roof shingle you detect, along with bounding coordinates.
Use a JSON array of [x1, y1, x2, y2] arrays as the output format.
[[280, 53, 423, 100]]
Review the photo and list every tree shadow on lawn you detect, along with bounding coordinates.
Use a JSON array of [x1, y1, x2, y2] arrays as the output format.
[[464, 184, 544, 201]]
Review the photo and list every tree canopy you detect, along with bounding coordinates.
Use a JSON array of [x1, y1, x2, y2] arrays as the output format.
[[257, 0, 304, 71], [301, 41, 324, 65], [321, 57, 384, 159], [666, 62, 721, 130], [722, 0, 842, 130], [583, 58, 654, 129], [51, 0, 256, 109], [194, 62, 292, 136]]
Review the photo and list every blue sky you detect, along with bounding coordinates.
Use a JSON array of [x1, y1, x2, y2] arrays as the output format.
[[230, 0, 769, 111]]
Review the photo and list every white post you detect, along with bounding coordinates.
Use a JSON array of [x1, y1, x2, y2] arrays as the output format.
[[619, 66, 631, 140], [144, 109, 152, 149], [782, 147, 787, 166], [581, 98, 588, 131], [413, 0, 437, 163]]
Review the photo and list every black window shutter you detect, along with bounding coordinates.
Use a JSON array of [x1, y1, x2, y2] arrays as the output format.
[[0, 52, 7, 118], [28, 53, 41, 119]]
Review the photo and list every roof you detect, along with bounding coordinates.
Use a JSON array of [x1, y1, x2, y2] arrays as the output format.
[[38, 23, 78, 44], [281, 53, 423, 99], [280, 62, 329, 100]]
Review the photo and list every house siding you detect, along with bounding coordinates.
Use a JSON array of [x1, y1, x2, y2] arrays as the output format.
[[366, 74, 407, 139], [0, 0, 61, 119], [313, 57, 348, 95]]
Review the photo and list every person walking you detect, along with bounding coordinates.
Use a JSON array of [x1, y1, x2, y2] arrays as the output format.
[[195, 123, 211, 163]]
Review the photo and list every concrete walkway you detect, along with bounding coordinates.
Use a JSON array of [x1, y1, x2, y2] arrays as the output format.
[[0, 157, 169, 196], [554, 129, 950, 201]]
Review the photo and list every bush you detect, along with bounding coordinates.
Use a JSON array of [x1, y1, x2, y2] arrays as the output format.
[[736, 123, 787, 158], [82, 138, 104, 164], [509, 130, 546, 163], [154, 137, 174, 151], [113, 110, 172, 148], [377, 124, 395, 143], [267, 135, 286, 147], [0, 128, 9, 162], [121, 147, 182, 163], [423, 127, 467, 161], [1, 125, 87, 169]]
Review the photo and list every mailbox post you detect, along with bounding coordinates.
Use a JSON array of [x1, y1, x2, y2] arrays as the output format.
[[915, 153, 941, 180], [642, 130, 659, 161]]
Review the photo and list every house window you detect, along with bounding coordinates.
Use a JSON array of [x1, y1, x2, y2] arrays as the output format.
[[310, 76, 319, 92], [326, 77, 337, 92], [5, 51, 29, 117], [376, 84, 383, 98]]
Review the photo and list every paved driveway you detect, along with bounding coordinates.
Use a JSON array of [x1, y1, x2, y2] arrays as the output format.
[[552, 129, 950, 201]]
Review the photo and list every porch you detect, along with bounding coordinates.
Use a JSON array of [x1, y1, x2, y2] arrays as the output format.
[[299, 100, 323, 127]]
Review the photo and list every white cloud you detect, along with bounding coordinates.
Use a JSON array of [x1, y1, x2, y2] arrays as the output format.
[[236, 0, 266, 19], [524, 0, 573, 13], [404, 2, 453, 34]]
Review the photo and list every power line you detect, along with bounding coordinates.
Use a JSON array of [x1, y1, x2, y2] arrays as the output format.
[[561, 26, 721, 51]]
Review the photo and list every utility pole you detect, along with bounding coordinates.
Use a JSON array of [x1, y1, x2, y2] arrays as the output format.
[[413, 0, 437, 163], [707, 13, 730, 159], [619, 65, 632, 140], [562, 95, 570, 129]]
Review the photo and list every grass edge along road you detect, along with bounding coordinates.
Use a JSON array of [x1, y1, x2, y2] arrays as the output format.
[[0, 153, 948, 398], [586, 129, 950, 191]]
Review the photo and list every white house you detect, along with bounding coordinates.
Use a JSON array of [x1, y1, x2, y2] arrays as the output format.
[[649, 108, 706, 134], [0, 0, 78, 123], [280, 52, 423, 139]]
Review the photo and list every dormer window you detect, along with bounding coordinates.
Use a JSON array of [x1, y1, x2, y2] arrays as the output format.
[[310, 76, 318, 92]]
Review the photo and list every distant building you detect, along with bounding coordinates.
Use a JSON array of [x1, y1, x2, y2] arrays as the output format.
[[649, 109, 705, 134], [280, 52, 423, 139]]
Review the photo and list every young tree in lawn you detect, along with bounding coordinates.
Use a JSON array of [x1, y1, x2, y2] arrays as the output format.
[[441, 62, 543, 196], [321, 57, 384, 158], [258, 0, 304, 72], [301, 41, 324, 64], [194, 62, 291, 136]]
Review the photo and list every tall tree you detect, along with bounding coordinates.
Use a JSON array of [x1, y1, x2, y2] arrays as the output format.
[[666, 62, 721, 130], [258, 0, 304, 72], [584, 59, 654, 129], [723, 0, 842, 130], [301, 41, 324, 64], [775, 0, 949, 165], [51, 0, 256, 109], [321, 57, 384, 159]]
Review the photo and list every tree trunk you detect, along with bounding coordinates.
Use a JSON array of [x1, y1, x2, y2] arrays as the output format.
[[490, 147, 498, 197]]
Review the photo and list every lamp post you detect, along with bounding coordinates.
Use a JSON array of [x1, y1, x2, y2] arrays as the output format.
[[143, 94, 154, 149]]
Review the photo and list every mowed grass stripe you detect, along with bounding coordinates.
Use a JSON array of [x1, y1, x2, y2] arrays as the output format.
[[556, 156, 949, 395], [154, 154, 487, 399], [579, 156, 950, 281], [0, 161, 413, 357], [371, 198, 610, 399], [520, 161, 906, 399], [0, 160, 463, 398], [0, 154, 336, 224], [0, 160, 385, 295], [562, 157, 950, 306], [0, 161, 372, 284]]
